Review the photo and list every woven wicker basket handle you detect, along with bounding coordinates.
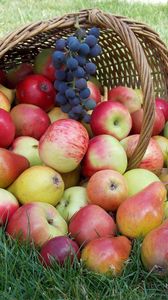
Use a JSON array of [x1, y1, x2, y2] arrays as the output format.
[[88, 9, 155, 170]]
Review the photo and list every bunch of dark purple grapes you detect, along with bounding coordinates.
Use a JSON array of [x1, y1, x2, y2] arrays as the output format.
[[52, 27, 102, 123]]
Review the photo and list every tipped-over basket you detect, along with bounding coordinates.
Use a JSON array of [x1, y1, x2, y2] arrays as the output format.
[[0, 9, 168, 170]]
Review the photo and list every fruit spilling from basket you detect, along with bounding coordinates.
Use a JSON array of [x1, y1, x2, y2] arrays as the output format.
[[1, 26, 168, 277]]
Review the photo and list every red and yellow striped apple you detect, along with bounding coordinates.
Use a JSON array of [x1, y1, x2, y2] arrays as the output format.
[[39, 119, 89, 173], [0, 108, 15, 148], [0, 188, 19, 225]]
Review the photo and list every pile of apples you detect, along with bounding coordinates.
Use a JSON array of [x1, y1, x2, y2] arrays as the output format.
[[1, 46, 168, 277]]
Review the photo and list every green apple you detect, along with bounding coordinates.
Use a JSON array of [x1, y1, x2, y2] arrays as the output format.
[[153, 135, 168, 166], [56, 186, 88, 221], [163, 121, 168, 139], [10, 136, 42, 166], [124, 168, 160, 196]]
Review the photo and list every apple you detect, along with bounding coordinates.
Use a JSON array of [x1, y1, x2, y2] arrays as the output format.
[[89, 76, 103, 94], [82, 134, 127, 177], [163, 121, 168, 139], [153, 135, 168, 167], [48, 107, 69, 123], [0, 188, 19, 225], [0, 148, 29, 188], [121, 134, 164, 171], [39, 236, 80, 267], [90, 101, 132, 140], [68, 204, 116, 246], [34, 48, 55, 82], [87, 169, 128, 211], [6, 63, 33, 89], [56, 186, 88, 221], [39, 119, 89, 173], [6, 202, 68, 246], [60, 166, 81, 189], [16, 74, 55, 112], [10, 104, 50, 140], [155, 97, 168, 121], [81, 236, 131, 276], [0, 91, 11, 111], [10, 136, 42, 166], [8, 165, 64, 206], [123, 168, 160, 196], [141, 219, 168, 275], [0, 84, 15, 104], [0, 108, 15, 148], [87, 81, 101, 104], [131, 107, 165, 136], [108, 86, 142, 113], [157, 168, 168, 193]]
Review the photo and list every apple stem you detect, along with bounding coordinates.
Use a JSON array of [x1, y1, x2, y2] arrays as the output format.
[[101, 86, 108, 102]]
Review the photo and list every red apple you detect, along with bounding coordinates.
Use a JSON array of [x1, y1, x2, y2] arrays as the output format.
[[89, 76, 103, 94], [81, 236, 131, 275], [87, 170, 128, 211], [16, 74, 55, 111], [0, 148, 29, 188], [0, 108, 15, 148], [131, 107, 165, 136], [10, 104, 50, 139], [87, 81, 101, 104], [90, 101, 132, 140], [6, 202, 68, 246], [39, 236, 80, 267], [6, 63, 33, 88], [108, 86, 142, 113], [0, 188, 19, 225], [34, 48, 55, 82], [82, 134, 127, 177], [39, 119, 89, 173], [141, 219, 168, 275], [68, 204, 116, 246], [155, 97, 168, 121], [121, 134, 164, 171]]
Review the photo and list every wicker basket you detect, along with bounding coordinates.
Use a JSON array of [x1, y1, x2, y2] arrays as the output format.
[[0, 9, 168, 170]]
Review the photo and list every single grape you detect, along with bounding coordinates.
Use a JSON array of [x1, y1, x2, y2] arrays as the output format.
[[67, 57, 78, 70], [84, 98, 96, 110], [75, 78, 87, 90], [54, 80, 61, 90], [61, 103, 72, 113], [85, 35, 97, 47], [75, 55, 86, 66], [69, 97, 80, 106], [65, 88, 76, 99], [82, 113, 91, 123], [79, 43, 90, 56], [74, 66, 85, 78], [79, 87, 90, 99], [66, 36, 76, 46], [52, 51, 65, 64], [58, 82, 68, 94], [56, 70, 66, 81], [69, 38, 81, 52], [88, 27, 100, 38], [89, 44, 102, 57], [85, 62, 96, 75], [56, 93, 67, 105], [68, 110, 79, 120], [71, 104, 83, 114], [55, 38, 66, 50]]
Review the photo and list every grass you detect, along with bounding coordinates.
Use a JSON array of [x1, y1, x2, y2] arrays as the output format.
[[0, 0, 168, 45], [1, 227, 168, 300], [0, 1, 168, 299]]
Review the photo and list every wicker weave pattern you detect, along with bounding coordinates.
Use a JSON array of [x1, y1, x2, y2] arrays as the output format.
[[0, 9, 168, 170]]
